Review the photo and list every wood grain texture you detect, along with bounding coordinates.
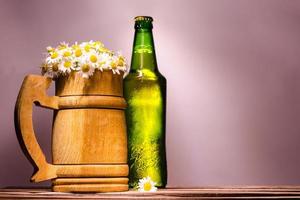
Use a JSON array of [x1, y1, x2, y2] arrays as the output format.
[[52, 178, 129, 193], [14, 75, 59, 182], [1, 187, 300, 199], [53, 70, 127, 165], [15, 71, 128, 192], [54, 165, 128, 177], [52, 108, 127, 164], [52, 178, 128, 185], [58, 96, 126, 109], [55, 70, 124, 97], [53, 184, 129, 193]]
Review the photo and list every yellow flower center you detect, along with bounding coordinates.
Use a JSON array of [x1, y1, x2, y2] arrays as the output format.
[[143, 182, 152, 191], [75, 49, 82, 57], [64, 61, 72, 68], [111, 62, 117, 69], [117, 59, 124, 66], [52, 64, 59, 72], [82, 64, 90, 72], [51, 52, 58, 59], [84, 44, 91, 52], [90, 55, 97, 63], [63, 51, 72, 57]]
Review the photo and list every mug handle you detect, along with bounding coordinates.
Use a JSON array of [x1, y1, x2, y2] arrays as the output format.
[[14, 75, 59, 182]]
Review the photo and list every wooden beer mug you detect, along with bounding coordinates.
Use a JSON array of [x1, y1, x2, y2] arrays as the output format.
[[14, 71, 128, 192]]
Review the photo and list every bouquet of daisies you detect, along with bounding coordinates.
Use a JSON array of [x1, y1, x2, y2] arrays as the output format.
[[41, 41, 127, 79]]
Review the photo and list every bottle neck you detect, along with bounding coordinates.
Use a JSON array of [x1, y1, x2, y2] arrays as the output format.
[[130, 28, 157, 72]]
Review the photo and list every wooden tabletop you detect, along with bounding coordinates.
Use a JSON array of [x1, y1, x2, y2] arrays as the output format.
[[1, 186, 300, 199]]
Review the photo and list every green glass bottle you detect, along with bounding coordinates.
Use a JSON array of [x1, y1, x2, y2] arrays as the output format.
[[124, 16, 167, 188]]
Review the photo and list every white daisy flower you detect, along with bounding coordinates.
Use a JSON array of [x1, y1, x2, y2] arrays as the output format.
[[73, 47, 83, 58], [45, 51, 61, 64], [109, 54, 127, 75], [85, 50, 100, 69], [41, 41, 128, 78], [58, 59, 74, 74], [78, 63, 95, 78], [137, 176, 157, 192], [98, 53, 111, 71], [80, 40, 94, 53], [71, 47, 84, 70], [91, 40, 104, 51], [59, 48, 73, 59], [57, 41, 69, 50], [110, 57, 120, 75], [71, 42, 80, 50], [116, 54, 127, 73]]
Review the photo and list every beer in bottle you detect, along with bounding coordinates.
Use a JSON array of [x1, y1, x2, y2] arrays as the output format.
[[124, 16, 167, 188]]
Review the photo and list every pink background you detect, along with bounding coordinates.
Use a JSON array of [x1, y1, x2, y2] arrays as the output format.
[[1, 0, 300, 187]]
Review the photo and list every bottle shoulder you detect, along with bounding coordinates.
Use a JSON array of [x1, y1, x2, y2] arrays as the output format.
[[124, 71, 166, 92], [124, 70, 166, 82]]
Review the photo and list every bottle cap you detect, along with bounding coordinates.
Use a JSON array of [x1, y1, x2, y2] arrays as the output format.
[[134, 16, 153, 29], [134, 16, 153, 22]]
